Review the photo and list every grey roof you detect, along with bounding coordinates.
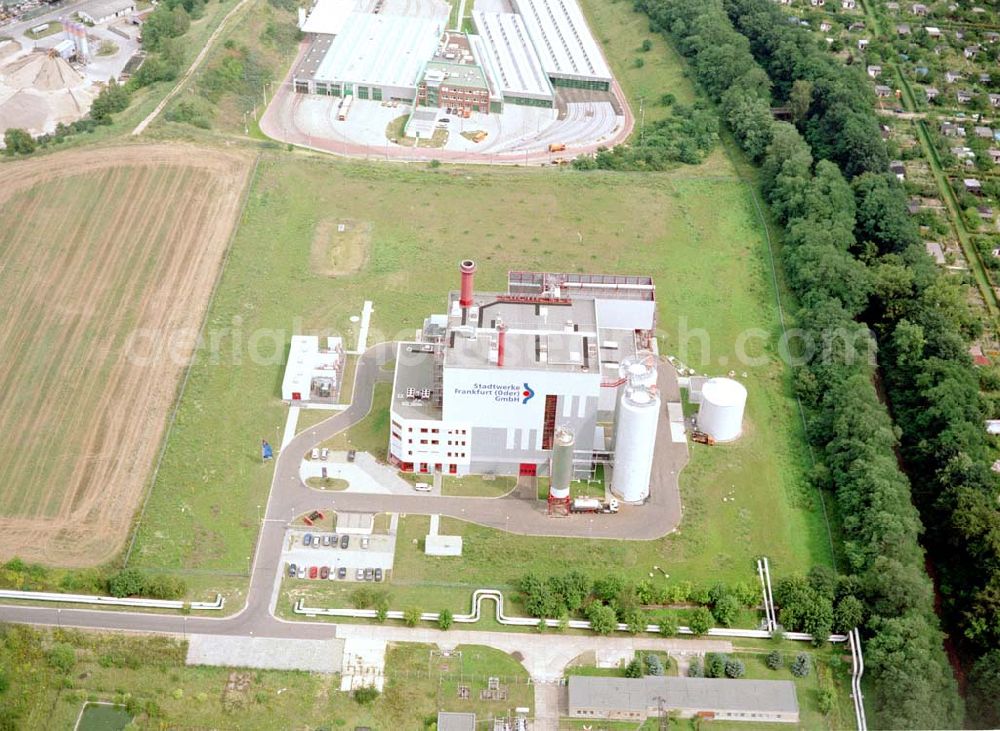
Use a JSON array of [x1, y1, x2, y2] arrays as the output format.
[[78, 0, 135, 19], [567, 676, 799, 715], [437, 712, 476, 731]]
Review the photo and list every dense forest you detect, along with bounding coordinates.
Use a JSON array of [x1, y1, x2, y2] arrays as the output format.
[[628, 0, 1000, 726]]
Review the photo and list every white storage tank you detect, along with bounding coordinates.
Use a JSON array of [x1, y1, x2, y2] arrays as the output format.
[[611, 385, 660, 503], [618, 351, 658, 389], [698, 377, 747, 442], [549, 427, 574, 500]]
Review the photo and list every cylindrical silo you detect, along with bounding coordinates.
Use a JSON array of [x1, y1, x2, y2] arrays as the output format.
[[618, 351, 658, 389], [611, 386, 660, 503], [698, 377, 747, 442], [549, 427, 574, 500]]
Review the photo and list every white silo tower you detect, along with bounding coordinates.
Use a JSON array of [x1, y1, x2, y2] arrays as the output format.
[[698, 377, 747, 442], [618, 351, 658, 389], [611, 385, 660, 503], [549, 427, 574, 501]]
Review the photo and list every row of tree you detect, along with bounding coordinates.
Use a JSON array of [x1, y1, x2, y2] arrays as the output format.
[[0, 558, 186, 601], [631, 0, 964, 727], [572, 101, 720, 170], [515, 571, 758, 631], [719, 1, 1000, 726]]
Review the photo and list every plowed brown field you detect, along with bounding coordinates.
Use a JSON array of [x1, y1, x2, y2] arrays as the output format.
[[0, 144, 251, 566]]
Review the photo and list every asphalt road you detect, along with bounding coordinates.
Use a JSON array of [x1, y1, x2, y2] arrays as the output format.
[[0, 341, 687, 638]]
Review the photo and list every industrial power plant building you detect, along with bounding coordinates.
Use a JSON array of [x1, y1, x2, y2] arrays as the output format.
[[292, 0, 611, 111], [388, 261, 660, 503]]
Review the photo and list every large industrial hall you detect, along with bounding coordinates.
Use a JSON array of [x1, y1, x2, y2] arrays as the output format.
[[387, 261, 663, 504], [291, 0, 612, 111]]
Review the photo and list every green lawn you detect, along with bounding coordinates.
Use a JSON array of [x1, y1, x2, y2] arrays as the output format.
[[395, 471, 518, 497], [4, 627, 530, 729], [579, 0, 696, 120], [129, 151, 831, 591], [304, 476, 349, 490], [25, 20, 62, 39]]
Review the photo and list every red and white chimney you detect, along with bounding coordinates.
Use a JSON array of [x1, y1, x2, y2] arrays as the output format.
[[459, 259, 476, 307], [497, 319, 507, 368]]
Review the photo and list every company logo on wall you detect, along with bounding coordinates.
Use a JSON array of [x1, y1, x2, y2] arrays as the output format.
[[454, 382, 536, 404]]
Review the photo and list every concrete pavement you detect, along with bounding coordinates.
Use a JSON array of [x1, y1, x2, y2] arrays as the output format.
[[332, 623, 733, 681]]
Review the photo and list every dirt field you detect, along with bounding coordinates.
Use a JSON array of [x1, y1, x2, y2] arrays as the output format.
[[310, 219, 371, 276], [0, 144, 251, 567]]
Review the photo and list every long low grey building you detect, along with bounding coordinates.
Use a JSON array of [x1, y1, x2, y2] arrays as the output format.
[[567, 676, 800, 723]]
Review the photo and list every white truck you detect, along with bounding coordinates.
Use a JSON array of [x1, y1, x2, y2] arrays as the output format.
[[570, 497, 619, 514]]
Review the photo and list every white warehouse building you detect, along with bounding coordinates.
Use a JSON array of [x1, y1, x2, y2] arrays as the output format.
[[388, 261, 659, 488], [282, 335, 346, 403]]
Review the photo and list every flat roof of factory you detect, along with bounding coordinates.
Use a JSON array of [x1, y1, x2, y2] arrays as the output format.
[[443, 292, 599, 372], [470, 12, 553, 99], [511, 0, 611, 81], [300, 0, 359, 35], [314, 11, 447, 87], [508, 271, 655, 301], [424, 61, 489, 90]]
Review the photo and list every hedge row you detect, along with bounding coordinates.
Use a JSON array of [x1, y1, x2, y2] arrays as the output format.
[[631, 0, 963, 726]]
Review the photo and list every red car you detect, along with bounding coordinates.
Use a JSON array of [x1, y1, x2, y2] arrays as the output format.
[[308, 566, 318, 579], [320, 566, 330, 579]]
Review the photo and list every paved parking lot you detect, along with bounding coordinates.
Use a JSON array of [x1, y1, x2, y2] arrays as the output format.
[[282, 529, 394, 582], [300, 450, 414, 495]]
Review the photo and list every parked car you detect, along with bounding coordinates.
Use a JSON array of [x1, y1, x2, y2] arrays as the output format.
[[320, 447, 329, 461], [287, 563, 297, 578], [374, 568, 382, 582], [312, 536, 321, 548], [320, 566, 330, 579], [356, 568, 365, 581], [322, 535, 331, 547], [337, 567, 347, 579], [340, 534, 350, 549], [308, 566, 318, 579], [297, 566, 306, 578], [303, 533, 313, 546], [364, 568, 374, 581], [330, 534, 338, 547], [414, 482, 431, 492], [311, 448, 320, 460], [347, 450, 356, 462], [361, 536, 370, 550]]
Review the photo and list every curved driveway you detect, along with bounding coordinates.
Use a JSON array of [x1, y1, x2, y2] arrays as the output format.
[[0, 340, 686, 637], [275, 342, 685, 541]]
